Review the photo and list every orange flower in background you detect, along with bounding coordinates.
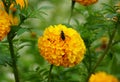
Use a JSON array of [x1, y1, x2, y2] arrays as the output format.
[[89, 72, 119, 82], [100, 36, 108, 50], [31, 32, 37, 38], [95, 36, 109, 52], [74, 0, 98, 6], [38, 24, 86, 67]]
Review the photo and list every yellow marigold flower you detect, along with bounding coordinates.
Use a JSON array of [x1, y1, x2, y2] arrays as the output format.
[[89, 72, 119, 82], [0, 11, 11, 41], [74, 0, 98, 6], [38, 24, 86, 67]]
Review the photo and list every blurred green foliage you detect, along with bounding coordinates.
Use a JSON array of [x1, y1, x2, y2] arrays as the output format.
[[0, 0, 120, 82]]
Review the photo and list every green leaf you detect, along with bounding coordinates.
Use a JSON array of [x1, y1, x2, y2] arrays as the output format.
[[0, 55, 12, 66], [110, 54, 120, 79], [17, 28, 28, 36], [105, 14, 118, 19]]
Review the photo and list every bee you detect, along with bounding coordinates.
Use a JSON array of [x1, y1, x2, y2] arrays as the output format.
[[61, 31, 65, 40]]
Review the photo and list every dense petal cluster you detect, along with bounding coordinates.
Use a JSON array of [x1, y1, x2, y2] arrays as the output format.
[[38, 24, 86, 67], [89, 72, 119, 82], [74, 0, 98, 6], [0, 11, 10, 41]]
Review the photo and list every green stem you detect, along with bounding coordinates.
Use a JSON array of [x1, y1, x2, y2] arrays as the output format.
[[68, 0, 75, 24], [7, 36, 20, 82], [88, 47, 92, 74], [86, 25, 117, 81], [48, 64, 53, 82], [92, 28, 117, 73]]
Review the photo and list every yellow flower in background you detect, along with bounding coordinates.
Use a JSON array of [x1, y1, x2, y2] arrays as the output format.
[[0, 11, 11, 41], [89, 72, 119, 82], [38, 24, 86, 67], [74, 0, 98, 6]]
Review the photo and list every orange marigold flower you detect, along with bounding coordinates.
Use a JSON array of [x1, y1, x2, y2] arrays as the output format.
[[89, 72, 119, 82], [0, 11, 11, 41], [74, 0, 98, 6], [38, 24, 86, 67]]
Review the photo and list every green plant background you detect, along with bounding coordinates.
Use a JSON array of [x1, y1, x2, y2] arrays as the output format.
[[0, 0, 120, 82]]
